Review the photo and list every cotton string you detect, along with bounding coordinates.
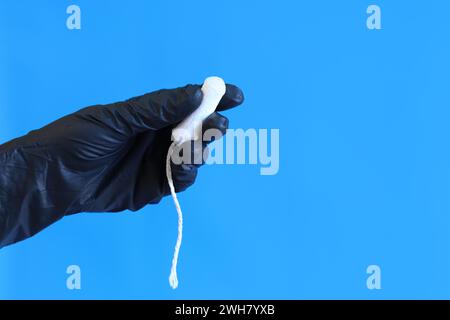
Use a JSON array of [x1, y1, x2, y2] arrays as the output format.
[[166, 142, 183, 289]]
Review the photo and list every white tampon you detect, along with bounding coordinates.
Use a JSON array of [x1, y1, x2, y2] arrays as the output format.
[[167, 76, 226, 289], [172, 76, 226, 144]]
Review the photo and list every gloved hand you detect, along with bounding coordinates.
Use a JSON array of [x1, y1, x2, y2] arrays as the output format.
[[0, 83, 244, 248]]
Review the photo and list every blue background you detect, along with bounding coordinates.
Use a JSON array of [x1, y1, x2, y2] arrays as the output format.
[[1, 0, 450, 299]]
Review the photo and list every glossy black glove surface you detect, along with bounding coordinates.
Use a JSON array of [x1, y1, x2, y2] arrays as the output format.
[[0, 83, 244, 247]]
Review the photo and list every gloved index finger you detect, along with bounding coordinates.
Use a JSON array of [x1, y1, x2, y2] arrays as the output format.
[[217, 84, 245, 111], [121, 84, 204, 131]]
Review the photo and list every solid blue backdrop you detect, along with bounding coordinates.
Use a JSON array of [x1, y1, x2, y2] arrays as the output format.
[[1, 0, 450, 299]]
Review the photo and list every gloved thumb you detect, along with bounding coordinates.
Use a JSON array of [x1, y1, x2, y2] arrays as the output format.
[[76, 84, 203, 136]]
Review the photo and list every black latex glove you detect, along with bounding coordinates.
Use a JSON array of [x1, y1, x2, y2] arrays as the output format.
[[0, 83, 244, 248]]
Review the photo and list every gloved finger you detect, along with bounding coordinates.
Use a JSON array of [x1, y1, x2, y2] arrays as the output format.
[[77, 84, 204, 136], [217, 84, 245, 111], [168, 112, 231, 192], [123, 82, 243, 131], [170, 140, 205, 167], [168, 140, 202, 192], [170, 141, 210, 192], [170, 162, 199, 193], [202, 112, 229, 144], [171, 112, 228, 167]]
